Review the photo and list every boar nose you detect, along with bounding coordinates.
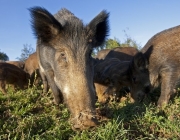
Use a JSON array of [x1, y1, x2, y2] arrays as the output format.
[[72, 116, 99, 131]]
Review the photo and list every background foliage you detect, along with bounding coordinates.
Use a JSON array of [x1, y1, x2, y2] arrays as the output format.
[[16, 44, 35, 61], [93, 31, 141, 56], [0, 50, 9, 61]]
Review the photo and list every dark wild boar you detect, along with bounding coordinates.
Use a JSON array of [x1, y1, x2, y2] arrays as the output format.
[[6, 61, 25, 69], [94, 47, 138, 103], [129, 25, 180, 107], [0, 63, 29, 94], [29, 7, 109, 130], [94, 58, 130, 103]]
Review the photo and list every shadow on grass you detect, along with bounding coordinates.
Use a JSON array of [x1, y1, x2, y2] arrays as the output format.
[[94, 87, 168, 138]]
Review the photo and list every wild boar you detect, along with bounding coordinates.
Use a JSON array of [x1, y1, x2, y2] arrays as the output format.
[[0, 63, 29, 94], [24, 52, 38, 76], [24, 52, 42, 88], [29, 7, 109, 130], [94, 58, 130, 103], [94, 49, 111, 60], [95, 47, 138, 60], [94, 47, 138, 103], [6, 61, 25, 69], [106, 47, 139, 60], [128, 25, 180, 107]]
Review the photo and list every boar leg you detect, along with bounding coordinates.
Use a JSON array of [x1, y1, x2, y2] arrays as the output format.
[[45, 69, 63, 104], [0, 80, 7, 94], [39, 70, 49, 94], [158, 72, 176, 107]]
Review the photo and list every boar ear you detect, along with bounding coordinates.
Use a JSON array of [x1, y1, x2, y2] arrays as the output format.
[[87, 10, 109, 47], [29, 7, 63, 44], [132, 52, 148, 71]]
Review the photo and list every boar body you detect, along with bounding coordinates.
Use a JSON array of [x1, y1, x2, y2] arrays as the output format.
[[6, 61, 25, 69], [94, 58, 130, 103], [94, 47, 138, 103], [0, 63, 29, 94], [129, 25, 180, 107], [24, 52, 43, 88]]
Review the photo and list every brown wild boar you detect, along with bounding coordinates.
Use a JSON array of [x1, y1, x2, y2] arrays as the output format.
[[94, 58, 130, 103], [128, 25, 180, 107], [94, 49, 111, 60], [24, 52, 42, 88], [6, 61, 25, 69], [95, 47, 138, 60], [29, 7, 109, 130], [24, 52, 39, 76], [0, 63, 29, 94]]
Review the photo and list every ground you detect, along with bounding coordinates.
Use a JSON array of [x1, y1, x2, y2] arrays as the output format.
[[0, 86, 180, 139]]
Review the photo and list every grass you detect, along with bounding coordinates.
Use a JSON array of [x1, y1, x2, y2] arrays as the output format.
[[0, 85, 180, 140]]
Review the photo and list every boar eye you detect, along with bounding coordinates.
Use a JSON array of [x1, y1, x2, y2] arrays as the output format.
[[57, 52, 67, 63], [60, 52, 66, 61]]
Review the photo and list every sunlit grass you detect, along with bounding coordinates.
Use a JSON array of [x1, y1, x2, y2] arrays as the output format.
[[0, 85, 180, 139]]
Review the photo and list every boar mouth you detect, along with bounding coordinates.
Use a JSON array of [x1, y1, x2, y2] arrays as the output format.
[[70, 111, 99, 131]]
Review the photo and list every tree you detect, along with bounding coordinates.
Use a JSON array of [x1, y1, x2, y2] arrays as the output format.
[[101, 30, 141, 50], [16, 44, 35, 61], [120, 30, 141, 49], [105, 37, 121, 49], [92, 29, 141, 56], [92, 38, 120, 56], [0, 50, 9, 61]]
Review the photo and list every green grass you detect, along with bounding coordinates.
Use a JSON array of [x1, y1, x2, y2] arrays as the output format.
[[0, 86, 180, 140]]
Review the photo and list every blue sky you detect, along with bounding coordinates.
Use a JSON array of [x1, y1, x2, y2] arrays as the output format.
[[1, 0, 180, 60]]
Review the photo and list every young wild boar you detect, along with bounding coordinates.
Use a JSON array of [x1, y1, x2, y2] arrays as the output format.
[[29, 7, 109, 130], [94, 58, 130, 103], [129, 25, 180, 107], [0, 63, 29, 94]]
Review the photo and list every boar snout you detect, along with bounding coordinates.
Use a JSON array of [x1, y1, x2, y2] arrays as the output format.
[[131, 81, 151, 102], [131, 91, 145, 103], [71, 112, 99, 131]]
